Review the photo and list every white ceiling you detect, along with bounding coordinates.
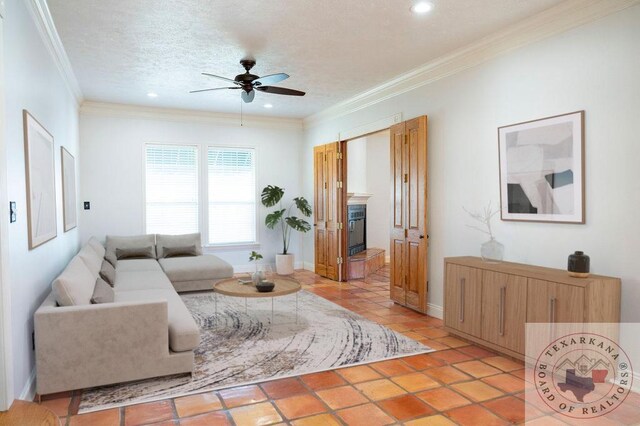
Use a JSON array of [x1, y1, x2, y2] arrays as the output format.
[[47, 0, 563, 118]]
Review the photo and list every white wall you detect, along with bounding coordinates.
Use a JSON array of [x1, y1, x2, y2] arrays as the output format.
[[346, 137, 367, 193], [4, 0, 80, 399], [365, 131, 390, 256], [303, 5, 640, 321], [79, 105, 304, 270]]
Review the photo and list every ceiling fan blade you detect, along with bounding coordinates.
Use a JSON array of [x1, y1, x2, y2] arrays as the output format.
[[241, 90, 255, 103], [256, 86, 305, 96], [201, 73, 241, 85], [252, 73, 289, 87], [190, 87, 240, 93]]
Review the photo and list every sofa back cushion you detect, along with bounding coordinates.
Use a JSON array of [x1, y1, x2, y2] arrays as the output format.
[[105, 234, 156, 266], [77, 245, 103, 277], [156, 233, 202, 258], [52, 256, 96, 306], [91, 277, 115, 304], [86, 237, 106, 259]]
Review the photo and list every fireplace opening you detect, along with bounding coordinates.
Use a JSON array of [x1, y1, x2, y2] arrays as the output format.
[[348, 204, 366, 256]]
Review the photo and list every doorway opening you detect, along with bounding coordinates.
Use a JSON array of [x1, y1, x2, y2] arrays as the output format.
[[344, 129, 391, 282]]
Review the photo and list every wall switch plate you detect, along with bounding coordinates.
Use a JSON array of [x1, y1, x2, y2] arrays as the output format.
[[83, 201, 91, 210], [9, 201, 16, 223]]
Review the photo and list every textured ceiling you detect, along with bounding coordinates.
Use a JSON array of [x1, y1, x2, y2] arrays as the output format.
[[48, 0, 562, 118]]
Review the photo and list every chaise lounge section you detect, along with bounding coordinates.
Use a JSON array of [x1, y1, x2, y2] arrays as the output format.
[[34, 233, 233, 395]]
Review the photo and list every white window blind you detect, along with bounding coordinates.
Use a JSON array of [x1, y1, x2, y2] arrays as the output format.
[[208, 147, 256, 245], [145, 144, 199, 235]]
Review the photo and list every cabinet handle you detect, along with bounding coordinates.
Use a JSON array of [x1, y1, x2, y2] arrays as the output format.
[[499, 286, 506, 336], [459, 278, 465, 323]]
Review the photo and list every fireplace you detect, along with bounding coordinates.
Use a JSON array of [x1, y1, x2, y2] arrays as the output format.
[[347, 204, 366, 256]]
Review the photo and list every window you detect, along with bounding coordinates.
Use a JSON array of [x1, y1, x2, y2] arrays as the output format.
[[207, 147, 256, 245], [145, 144, 199, 234]]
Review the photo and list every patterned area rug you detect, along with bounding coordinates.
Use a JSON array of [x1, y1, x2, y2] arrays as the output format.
[[79, 290, 431, 413]]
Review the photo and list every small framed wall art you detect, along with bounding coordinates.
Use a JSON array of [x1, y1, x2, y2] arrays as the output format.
[[23, 110, 58, 249], [61, 147, 77, 232], [498, 111, 585, 224]]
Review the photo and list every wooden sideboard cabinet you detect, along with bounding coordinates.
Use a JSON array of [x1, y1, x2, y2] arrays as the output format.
[[443, 256, 621, 360]]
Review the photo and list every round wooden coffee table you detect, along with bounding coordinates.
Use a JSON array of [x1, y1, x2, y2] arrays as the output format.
[[213, 277, 302, 323]]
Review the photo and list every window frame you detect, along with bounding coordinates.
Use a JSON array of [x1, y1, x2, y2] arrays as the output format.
[[142, 142, 260, 249], [204, 145, 259, 248]]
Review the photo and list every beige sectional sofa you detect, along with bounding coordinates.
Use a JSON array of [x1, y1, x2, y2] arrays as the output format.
[[34, 233, 233, 396]]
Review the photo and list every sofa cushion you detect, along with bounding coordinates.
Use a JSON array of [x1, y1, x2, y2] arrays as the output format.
[[52, 256, 95, 306], [156, 233, 202, 258], [77, 245, 102, 277], [87, 237, 106, 259], [116, 246, 155, 260], [115, 259, 163, 272], [163, 245, 198, 258], [91, 277, 115, 304], [99, 260, 116, 286], [114, 290, 200, 352], [114, 270, 175, 292], [159, 255, 233, 283], [106, 234, 156, 265]]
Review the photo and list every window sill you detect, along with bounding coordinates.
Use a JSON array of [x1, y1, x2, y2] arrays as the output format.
[[203, 242, 260, 252]]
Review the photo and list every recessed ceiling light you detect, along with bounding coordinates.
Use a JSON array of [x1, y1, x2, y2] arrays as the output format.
[[264, 103, 273, 109], [411, 1, 433, 14], [147, 92, 158, 98]]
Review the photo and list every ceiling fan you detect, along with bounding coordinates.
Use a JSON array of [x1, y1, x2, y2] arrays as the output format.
[[190, 59, 306, 103]]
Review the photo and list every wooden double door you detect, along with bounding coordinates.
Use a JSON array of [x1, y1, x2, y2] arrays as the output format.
[[313, 142, 343, 281], [390, 116, 428, 313]]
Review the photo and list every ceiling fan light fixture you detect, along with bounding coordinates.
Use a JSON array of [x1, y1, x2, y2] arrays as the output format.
[[147, 92, 158, 98], [411, 1, 433, 14], [264, 103, 273, 109]]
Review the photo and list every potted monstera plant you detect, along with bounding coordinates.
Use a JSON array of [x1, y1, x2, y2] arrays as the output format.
[[261, 185, 312, 275]]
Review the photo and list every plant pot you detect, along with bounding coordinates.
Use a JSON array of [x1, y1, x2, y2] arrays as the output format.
[[275, 254, 295, 275]]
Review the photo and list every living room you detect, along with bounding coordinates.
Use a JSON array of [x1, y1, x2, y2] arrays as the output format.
[[1, 0, 639, 425]]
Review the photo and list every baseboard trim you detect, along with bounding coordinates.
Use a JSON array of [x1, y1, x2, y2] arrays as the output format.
[[427, 303, 443, 320], [19, 368, 36, 402]]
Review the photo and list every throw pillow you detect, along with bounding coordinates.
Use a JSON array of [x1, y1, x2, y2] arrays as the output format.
[[115, 246, 155, 260], [91, 277, 114, 304], [163, 245, 198, 258], [99, 260, 116, 286]]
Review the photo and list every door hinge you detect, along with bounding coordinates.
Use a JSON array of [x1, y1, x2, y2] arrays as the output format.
[[403, 173, 408, 183], [337, 181, 343, 189], [404, 229, 408, 238], [337, 152, 343, 160], [338, 222, 343, 230], [324, 182, 327, 189], [337, 257, 344, 265]]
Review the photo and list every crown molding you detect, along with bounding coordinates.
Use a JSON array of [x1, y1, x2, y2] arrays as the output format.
[[80, 101, 304, 130], [26, 0, 83, 104], [304, 0, 640, 128]]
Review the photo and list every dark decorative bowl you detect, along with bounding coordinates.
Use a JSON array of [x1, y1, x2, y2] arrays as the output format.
[[256, 281, 275, 292]]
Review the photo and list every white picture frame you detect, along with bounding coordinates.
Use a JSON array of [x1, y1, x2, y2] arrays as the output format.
[[498, 111, 585, 224], [23, 110, 58, 248], [61, 147, 77, 232]]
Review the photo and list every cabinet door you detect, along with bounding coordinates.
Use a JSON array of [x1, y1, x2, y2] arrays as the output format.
[[444, 264, 481, 336], [481, 271, 527, 354], [527, 279, 585, 323]]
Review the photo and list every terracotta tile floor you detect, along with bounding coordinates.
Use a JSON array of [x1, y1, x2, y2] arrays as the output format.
[[38, 266, 640, 425]]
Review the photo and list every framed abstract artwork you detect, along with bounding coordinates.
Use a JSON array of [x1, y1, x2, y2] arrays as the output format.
[[498, 111, 585, 224], [61, 147, 77, 232], [23, 110, 58, 248]]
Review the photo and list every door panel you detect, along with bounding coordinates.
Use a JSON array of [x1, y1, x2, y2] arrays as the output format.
[[481, 271, 527, 354], [390, 123, 405, 305], [313, 145, 327, 277], [404, 117, 428, 312], [324, 142, 340, 281]]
